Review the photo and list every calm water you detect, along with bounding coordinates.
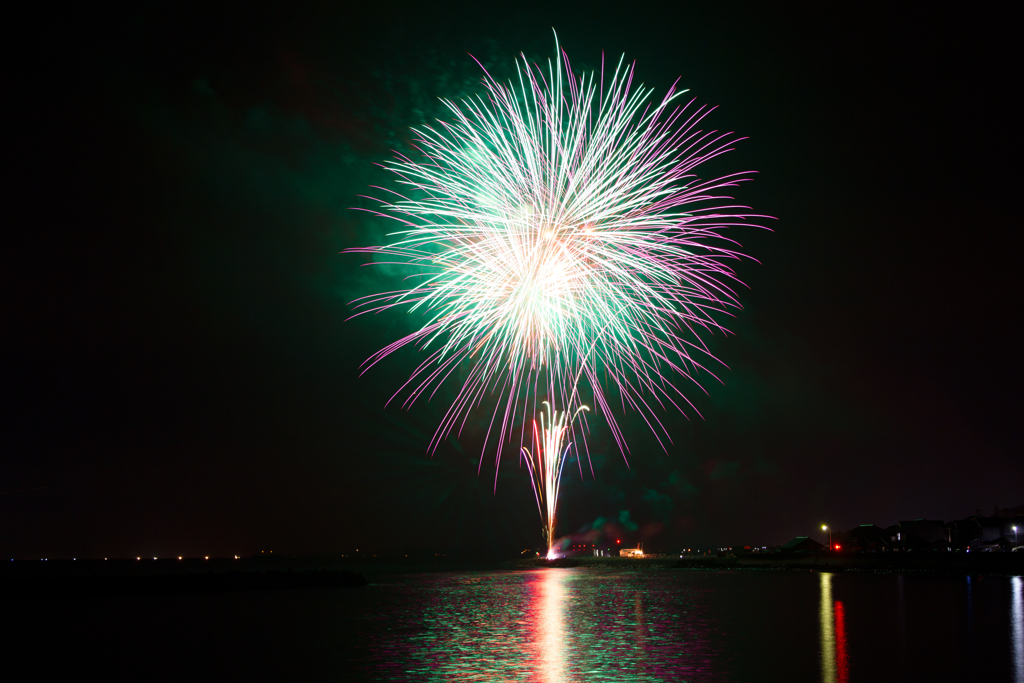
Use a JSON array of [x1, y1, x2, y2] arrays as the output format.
[[11, 569, 1024, 681]]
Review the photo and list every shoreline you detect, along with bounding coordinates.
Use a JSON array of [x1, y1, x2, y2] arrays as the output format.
[[518, 553, 1024, 576], [2, 551, 1021, 597]]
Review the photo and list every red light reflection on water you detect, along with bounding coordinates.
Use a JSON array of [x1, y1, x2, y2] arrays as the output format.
[[834, 600, 849, 683]]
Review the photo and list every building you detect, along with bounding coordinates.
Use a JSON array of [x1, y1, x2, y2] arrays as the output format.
[[898, 519, 945, 543], [944, 518, 982, 547], [942, 508, 1024, 550], [619, 548, 644, 558], [845, 524, 889, 552], [780, 537, 824, 553], [883, 519, 946, 551]]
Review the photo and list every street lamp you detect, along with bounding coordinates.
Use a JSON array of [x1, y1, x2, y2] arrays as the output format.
[[1014, 525, 1018, 548], [822, 525, 831, 551]]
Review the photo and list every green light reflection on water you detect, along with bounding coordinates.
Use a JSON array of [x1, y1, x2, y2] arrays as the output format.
[[374, 569, 711, 682]]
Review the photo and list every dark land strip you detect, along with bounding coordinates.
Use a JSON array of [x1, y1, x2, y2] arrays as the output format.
[[518, 553, 1024, 576]]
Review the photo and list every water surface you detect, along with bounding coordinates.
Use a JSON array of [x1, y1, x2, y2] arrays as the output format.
[[11, 569, 1023, 681]]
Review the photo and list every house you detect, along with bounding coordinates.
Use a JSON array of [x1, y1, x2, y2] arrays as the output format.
[[944, 518, 982, 548], [846, 524, 888, 552], [885, 519, 945, 551], [780, 537, 824, 553], [898, 519, 945, 543], [944, 508, 1023, 550], [978, 516, 1024, 545]]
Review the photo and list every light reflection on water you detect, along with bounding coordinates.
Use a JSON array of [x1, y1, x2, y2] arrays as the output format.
[[369, 569, 719, 682], [820, 572, 835, 683], [357, 569, 1023, 682], [819, 572, 849, 683], [535, 568, 566, 683], [8, 567, 1024, 680], [1013, 576, 1023, 683]]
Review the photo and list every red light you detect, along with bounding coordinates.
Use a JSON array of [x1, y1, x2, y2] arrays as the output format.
[[835, 544, 841, 549]]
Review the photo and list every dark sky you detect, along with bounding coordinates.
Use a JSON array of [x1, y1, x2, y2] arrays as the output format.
[[4, 2, 1020, 559]]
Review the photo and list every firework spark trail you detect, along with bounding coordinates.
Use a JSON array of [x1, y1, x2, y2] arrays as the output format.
[[521, 402, 589, 559], [349, 36, 767, 551]]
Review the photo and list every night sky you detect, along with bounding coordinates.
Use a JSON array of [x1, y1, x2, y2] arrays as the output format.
[[4, 2, 1020, 559]]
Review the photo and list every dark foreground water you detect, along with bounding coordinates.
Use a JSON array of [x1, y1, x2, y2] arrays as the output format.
[[10, 569, 1024, 681]]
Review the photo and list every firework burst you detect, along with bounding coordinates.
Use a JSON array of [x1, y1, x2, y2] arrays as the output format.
[[349, 37, 765, 551]]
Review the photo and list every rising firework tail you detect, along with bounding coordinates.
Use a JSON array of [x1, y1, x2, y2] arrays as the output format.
[[348, 35, 767, 554], [521, 402, 589, 558]]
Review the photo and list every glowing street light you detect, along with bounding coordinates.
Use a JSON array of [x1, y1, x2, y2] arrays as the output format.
[[1014, 525, 1018, 548], [822, 525, 832, 551]]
